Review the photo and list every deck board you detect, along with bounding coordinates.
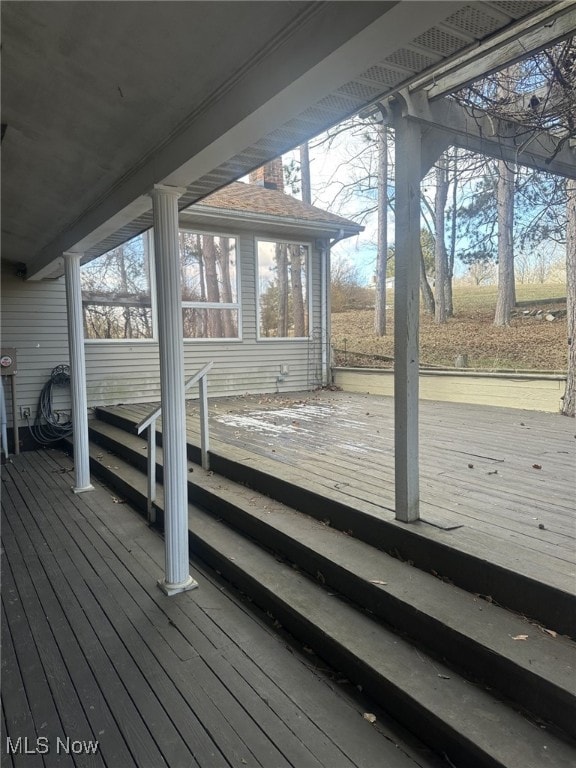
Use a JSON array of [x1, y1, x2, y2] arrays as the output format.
[[172, 390, 575, 583], [2, 449, 436, 768], [115, 392, 575, 580]]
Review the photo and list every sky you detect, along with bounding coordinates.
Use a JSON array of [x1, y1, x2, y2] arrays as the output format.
[[280, 126, 568, 287], [283, 128, 381, 285]]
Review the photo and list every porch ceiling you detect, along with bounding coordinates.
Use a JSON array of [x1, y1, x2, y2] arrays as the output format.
[[1, 1, 567, 279]]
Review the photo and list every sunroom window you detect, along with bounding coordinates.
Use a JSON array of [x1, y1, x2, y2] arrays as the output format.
[[179, 231, 240, 339], [81, 233, 153, 340], [257, 240, 309, 339]]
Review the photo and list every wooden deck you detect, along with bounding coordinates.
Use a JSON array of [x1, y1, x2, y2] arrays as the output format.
[[1, 449, 441, 768], [179, 390, 575, 593]]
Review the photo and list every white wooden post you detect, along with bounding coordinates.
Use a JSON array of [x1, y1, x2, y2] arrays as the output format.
[[150, 185, 198, 595], [394, 117, 422, 522], [63, 251, 94, 493], [320, 244, 330, 386]]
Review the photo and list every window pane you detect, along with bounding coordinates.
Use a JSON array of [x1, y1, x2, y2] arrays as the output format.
[[183, 308, 239, 339], [81, 234, 152, 339], [84, 305, 153, 340], [179, 232, 237, 304], [258, 241, 308, 338]]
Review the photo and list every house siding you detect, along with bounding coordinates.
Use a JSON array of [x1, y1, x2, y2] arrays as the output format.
[[1, 226, 326, 426], [85, 228, 324, 405], [1, 265, 70, 426]]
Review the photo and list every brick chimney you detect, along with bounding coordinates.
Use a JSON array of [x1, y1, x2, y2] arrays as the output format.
[[249, 157, 284, 192]]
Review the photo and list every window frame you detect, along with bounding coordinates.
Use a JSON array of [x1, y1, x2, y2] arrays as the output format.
[[179, 225, 243, 343], [82, 230, 157, 344], [255, 236, 312, 342]]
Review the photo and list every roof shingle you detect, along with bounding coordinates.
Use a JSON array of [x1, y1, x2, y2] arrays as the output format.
[[190, 181, 362, 233]]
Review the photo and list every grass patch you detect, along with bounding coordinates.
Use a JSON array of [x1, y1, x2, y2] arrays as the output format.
[[331, 283, 567, 372]]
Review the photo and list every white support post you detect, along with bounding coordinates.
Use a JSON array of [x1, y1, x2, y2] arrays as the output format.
[[320, 245, 329, 386], [63, 251, 94, 493], [394, 117, 422, 522], [150, 185, 198, 595], [199, 376, 210, 470]]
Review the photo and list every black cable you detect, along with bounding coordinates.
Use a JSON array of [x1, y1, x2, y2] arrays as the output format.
[[28, 365, 74, 444]]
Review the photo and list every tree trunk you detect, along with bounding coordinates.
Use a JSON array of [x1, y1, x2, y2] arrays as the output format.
[[142, 233, 152, 337], [117, 246, 134, 338], [434, 156, 449, 324], [203, 235, 223, 337], [447, 149, 458, 317], [276, 243, 289, 336], [218, 237, 235, 337], [420, 247, 435, 316], [562, 178, 576, 417], [300, 143, 311, 205], [494, 160, 515, 326], [290, 245, 306, 336], [375, 124, 388, 336], [197, 235, 207, 302]]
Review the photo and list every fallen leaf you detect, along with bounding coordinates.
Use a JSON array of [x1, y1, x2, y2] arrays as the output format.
[[363, 713, 377, 723], [512, 634, 529, 641], [532, 464, 542, 470], [370, 580, 388, 586]]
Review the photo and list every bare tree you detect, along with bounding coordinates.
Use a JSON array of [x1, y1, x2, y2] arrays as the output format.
[[494, 160, 516, 326], [434, 156, 449, 324], [467, 259, 496, 286], [203, 235, 223, 337], [420, 247, 435, 316], [276, 243, 289, 337], [289, 245, 306, 337], [375, 123, 389, 335], [217, 236, 236, 337], [454, 37, 575, 330]]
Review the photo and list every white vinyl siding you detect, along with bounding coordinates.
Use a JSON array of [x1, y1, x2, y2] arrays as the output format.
[[0, 265, 70, 426], [0, 224, 326, 420]]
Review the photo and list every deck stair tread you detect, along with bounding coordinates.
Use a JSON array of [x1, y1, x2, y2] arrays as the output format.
[[96, 403, 576, 563], [91, 409, 576, 636], [87, 419, 576, 698], [79, 421, 576, 767]]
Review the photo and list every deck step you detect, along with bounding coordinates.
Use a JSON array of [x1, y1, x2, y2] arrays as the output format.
[[93, 405, 576, 639], [80, 423, 576, 747], [79, 436, 576, 768]]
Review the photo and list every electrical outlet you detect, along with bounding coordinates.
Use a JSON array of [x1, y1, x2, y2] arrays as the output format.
[[20, 406, 31, 419]]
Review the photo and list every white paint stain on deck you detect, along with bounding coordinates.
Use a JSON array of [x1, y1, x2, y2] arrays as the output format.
[[213, 402, 374, 454]]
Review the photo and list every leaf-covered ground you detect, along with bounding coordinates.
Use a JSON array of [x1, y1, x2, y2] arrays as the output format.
[[331, 285, 567, 372]]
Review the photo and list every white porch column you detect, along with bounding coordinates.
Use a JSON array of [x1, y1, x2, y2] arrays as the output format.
[[320, 244, 330, 386], [150, 185, 198, 596], [394, 117, 422, 522], [63, 251, 94, 493]]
